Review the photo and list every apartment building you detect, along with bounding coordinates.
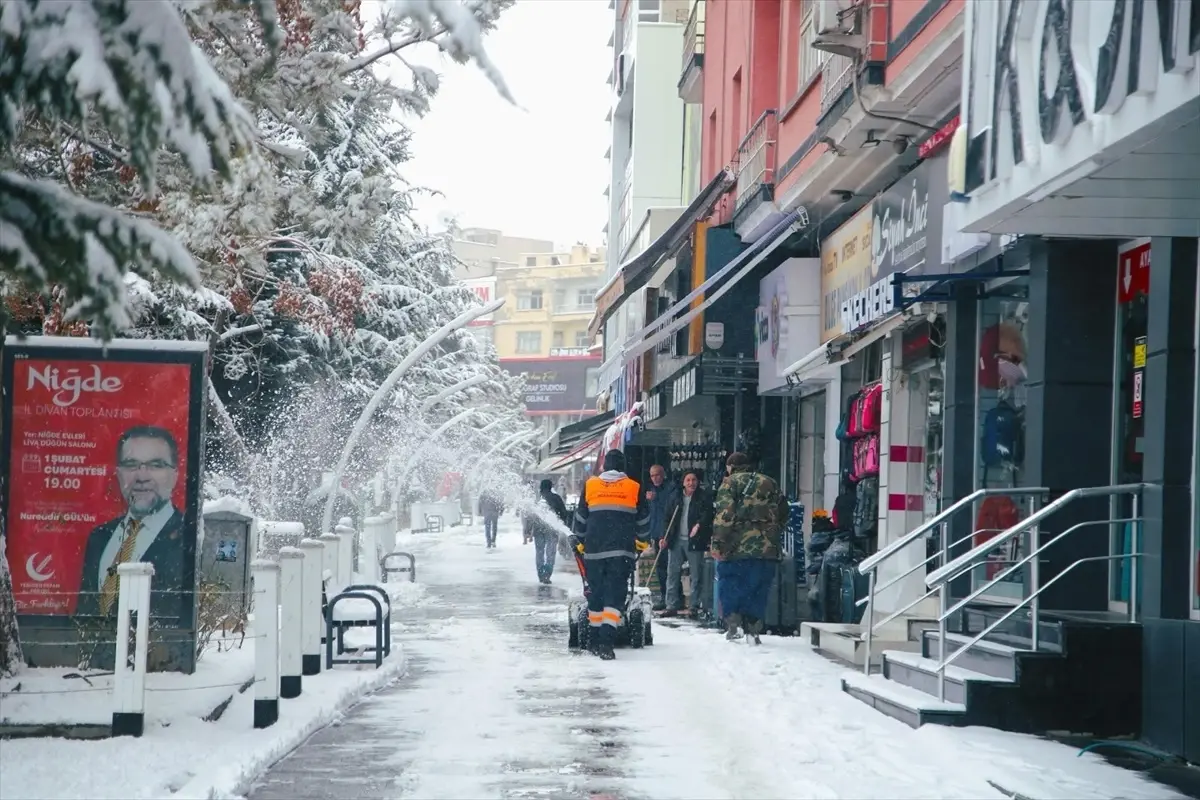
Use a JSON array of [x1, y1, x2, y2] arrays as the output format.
[[450, 227, 555, 348], [493, 244, 606, 360]]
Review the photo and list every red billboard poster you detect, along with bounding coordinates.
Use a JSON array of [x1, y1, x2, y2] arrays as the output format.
[[2, 337, 207, 629]]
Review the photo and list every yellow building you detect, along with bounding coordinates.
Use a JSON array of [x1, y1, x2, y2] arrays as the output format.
[[493, 244, 607, 358]]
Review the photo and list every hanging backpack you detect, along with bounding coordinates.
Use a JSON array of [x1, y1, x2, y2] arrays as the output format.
[[851, 434, 881, 480], [853, 476, 879, 536], [860, 384, 883, 434], [974, 494, 1022, 579], [837, 392, 860, 441], [831, 491, 857, 531], [980, 401, 1023, 467]]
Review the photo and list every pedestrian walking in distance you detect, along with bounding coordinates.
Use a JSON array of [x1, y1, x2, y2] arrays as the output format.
[[526, 479, 568, 584], [571, 449, 651, 660], [478, 490, 505, 549], [711, 452, 789, 644], [660, 469, 714, 618]]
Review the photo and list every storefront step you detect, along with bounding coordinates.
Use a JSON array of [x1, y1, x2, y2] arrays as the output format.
[[800, 621, 921, 667], [882, 649, 1016, 708], [840, 672, 968, 729]]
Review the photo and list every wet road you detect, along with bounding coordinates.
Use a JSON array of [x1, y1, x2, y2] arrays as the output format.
[[247, 525, 642, 800]]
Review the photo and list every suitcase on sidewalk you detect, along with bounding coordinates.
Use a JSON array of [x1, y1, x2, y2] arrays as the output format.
[[764, 559, 798, 633]]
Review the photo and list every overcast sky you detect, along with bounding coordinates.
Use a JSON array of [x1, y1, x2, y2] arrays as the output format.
[[394, 0, 613, 249]]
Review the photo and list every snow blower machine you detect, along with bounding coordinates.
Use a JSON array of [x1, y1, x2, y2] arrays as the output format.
[[567, 548, 654, 651]]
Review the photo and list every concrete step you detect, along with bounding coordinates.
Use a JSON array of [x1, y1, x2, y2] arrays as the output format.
[[800, 621, 920, 666]]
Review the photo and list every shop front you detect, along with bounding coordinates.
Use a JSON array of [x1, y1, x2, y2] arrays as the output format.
[[944, 0, 1200, 759]]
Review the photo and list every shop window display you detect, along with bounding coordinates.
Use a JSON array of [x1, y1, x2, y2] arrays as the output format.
[[974, 285, 1034, 600], [1111, 256, 1148, 608]]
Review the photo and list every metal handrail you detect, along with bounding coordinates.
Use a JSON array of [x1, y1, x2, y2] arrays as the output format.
[[935, 553, 1142, 690], [926, 483, 1147, 588], [940, 517, 1138, 622], [863, 557, 1017, 634], [856, 529, 1002, 607], [859, 488, 1047, 575]]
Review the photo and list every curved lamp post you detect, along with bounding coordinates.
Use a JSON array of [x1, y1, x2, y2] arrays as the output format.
[[322, 298, 506, 533], [419, 374, 489, 413]]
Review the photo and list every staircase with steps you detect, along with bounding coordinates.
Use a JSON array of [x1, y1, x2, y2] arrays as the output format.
[[800, 617, 930, 666], [841, 603, 1142, 735]]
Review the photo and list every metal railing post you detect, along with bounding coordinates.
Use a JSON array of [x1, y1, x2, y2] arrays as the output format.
[[937, 520, 949, 702], [1029, 494, 1042, 650], [1130, 493, 1140, 623], [862, 569, 875, 675]]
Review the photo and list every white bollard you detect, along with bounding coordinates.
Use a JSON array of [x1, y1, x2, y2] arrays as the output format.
[[297, 538, 324, 676], [334, 525, 354, 585], [318, 532, 341, 590], [112, 562, 154, 737], [359, 516, 382, 583], [251, 559, 280, 729], [380, 511, 397, 554], [277, 547, 304, 699]]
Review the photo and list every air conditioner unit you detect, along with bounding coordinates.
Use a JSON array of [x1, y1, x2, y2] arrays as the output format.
[[813, 0, 864, 58]]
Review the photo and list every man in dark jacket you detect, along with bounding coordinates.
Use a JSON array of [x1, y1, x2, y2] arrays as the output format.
[[711, 452, 788, 644], [571, 449, 651, 660], [525, 479, 568, 584], [660, 470, 713, 618], [478, 490, 504, 549], [645, 463, 675, 610]]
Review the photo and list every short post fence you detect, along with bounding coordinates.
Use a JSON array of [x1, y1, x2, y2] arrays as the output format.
[[426, 514, 444, 534], [379, 511, 397, 555], [382, 551, 416, 583], [360, 516, 384, 583], [277, 547, 304, 698], [334, 524, 355, 586], [297, 538, 325, 675], [318, 532, 341, 589], [112, 562, 154, 738], [251, 559, 281, 729]]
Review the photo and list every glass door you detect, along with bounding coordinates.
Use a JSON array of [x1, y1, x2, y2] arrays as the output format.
[[1192, 259, 1199, 621], [1110, 241, 1149, 612], [973, 281, 1032, 602]]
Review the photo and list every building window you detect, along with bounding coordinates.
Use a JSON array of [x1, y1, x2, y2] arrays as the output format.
[[798, 1, 826, 89], [516, 331, 542, 354], [551, 256, 561, 266], [575, 289, 596, 310], [552, 330, 565, 348], [517, 290, 543, 310], [575, 330, 591, 348], [638, 0, 660, 22], [525, 256, 537, 266]]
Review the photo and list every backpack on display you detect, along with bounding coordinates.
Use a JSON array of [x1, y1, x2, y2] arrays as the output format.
[[974, 495, 1021, 544], [837, 392, 860, 441], [860, 384, 883, 434], [981, 401, 1023, 467], [853, 476, 879, 537], [851, 434, 881, 480]]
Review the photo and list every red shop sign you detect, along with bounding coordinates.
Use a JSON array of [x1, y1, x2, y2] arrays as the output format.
[[1117, 240, 1150, 303], [2, 340, 204, 623], [919, 115, 959, 159]]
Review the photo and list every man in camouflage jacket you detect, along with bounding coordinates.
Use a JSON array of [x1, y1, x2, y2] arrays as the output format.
[[711, 452, 789, 643]]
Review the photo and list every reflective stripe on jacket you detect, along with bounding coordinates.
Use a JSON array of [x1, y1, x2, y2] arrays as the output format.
[[572, 470, 651, 560]]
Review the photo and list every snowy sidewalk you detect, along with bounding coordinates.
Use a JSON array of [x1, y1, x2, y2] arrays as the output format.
[[245, 518, 1181, 800], [0, 581, 427, 800]]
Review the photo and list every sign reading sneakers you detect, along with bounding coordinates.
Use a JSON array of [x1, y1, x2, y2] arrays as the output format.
[[959, 0, 1199, 232]]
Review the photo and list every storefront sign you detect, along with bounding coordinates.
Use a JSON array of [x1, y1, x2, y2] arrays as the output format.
[[1117, 240, 1151, 303], [704, 322, 725, 351], [1, 338, 206, 638], [673, 368, 698, 405], [872, 165, 932, 278], [462, 277, 497, 326], [819, 205, 874, 342], [499, 357, 601, 413], [960, 0, 1199, 226], [549, 347, 590, 357], [1132, 335, 1146, 419], [918, 115, 959, 160], [841, 275, 895, 333]]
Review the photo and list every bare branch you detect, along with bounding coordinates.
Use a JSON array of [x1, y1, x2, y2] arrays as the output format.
[[219, 324, 263, 343], [339, 27, 447, 76]]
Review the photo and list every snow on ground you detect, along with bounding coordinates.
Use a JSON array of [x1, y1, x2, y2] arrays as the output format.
[[249, 517, 1182, 800], [0, 579, 424, 800], [3, 517, 1183, 800]]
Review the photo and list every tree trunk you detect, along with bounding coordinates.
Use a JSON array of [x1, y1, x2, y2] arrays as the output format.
[[0, 324, 25, 674]]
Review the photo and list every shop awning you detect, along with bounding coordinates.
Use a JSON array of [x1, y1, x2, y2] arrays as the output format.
[[551, 410, 615, 456], [588, 168, 736, 338], [782, 341, 842, 386], [549, 439, 601, 471], [839, 311, 910, 361], [623, 211, 807, 362]]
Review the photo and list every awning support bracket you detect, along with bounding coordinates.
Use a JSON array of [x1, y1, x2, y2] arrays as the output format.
[[891, 269, 1031, 311]]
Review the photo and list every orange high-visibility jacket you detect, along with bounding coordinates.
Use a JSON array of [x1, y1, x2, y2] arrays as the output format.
[[572, 470, 651, 560]]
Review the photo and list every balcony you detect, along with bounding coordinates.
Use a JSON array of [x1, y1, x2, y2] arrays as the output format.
[[677, 0, 704, 104], [734, 110, 777, 213], [820, 53, 855, 117]]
